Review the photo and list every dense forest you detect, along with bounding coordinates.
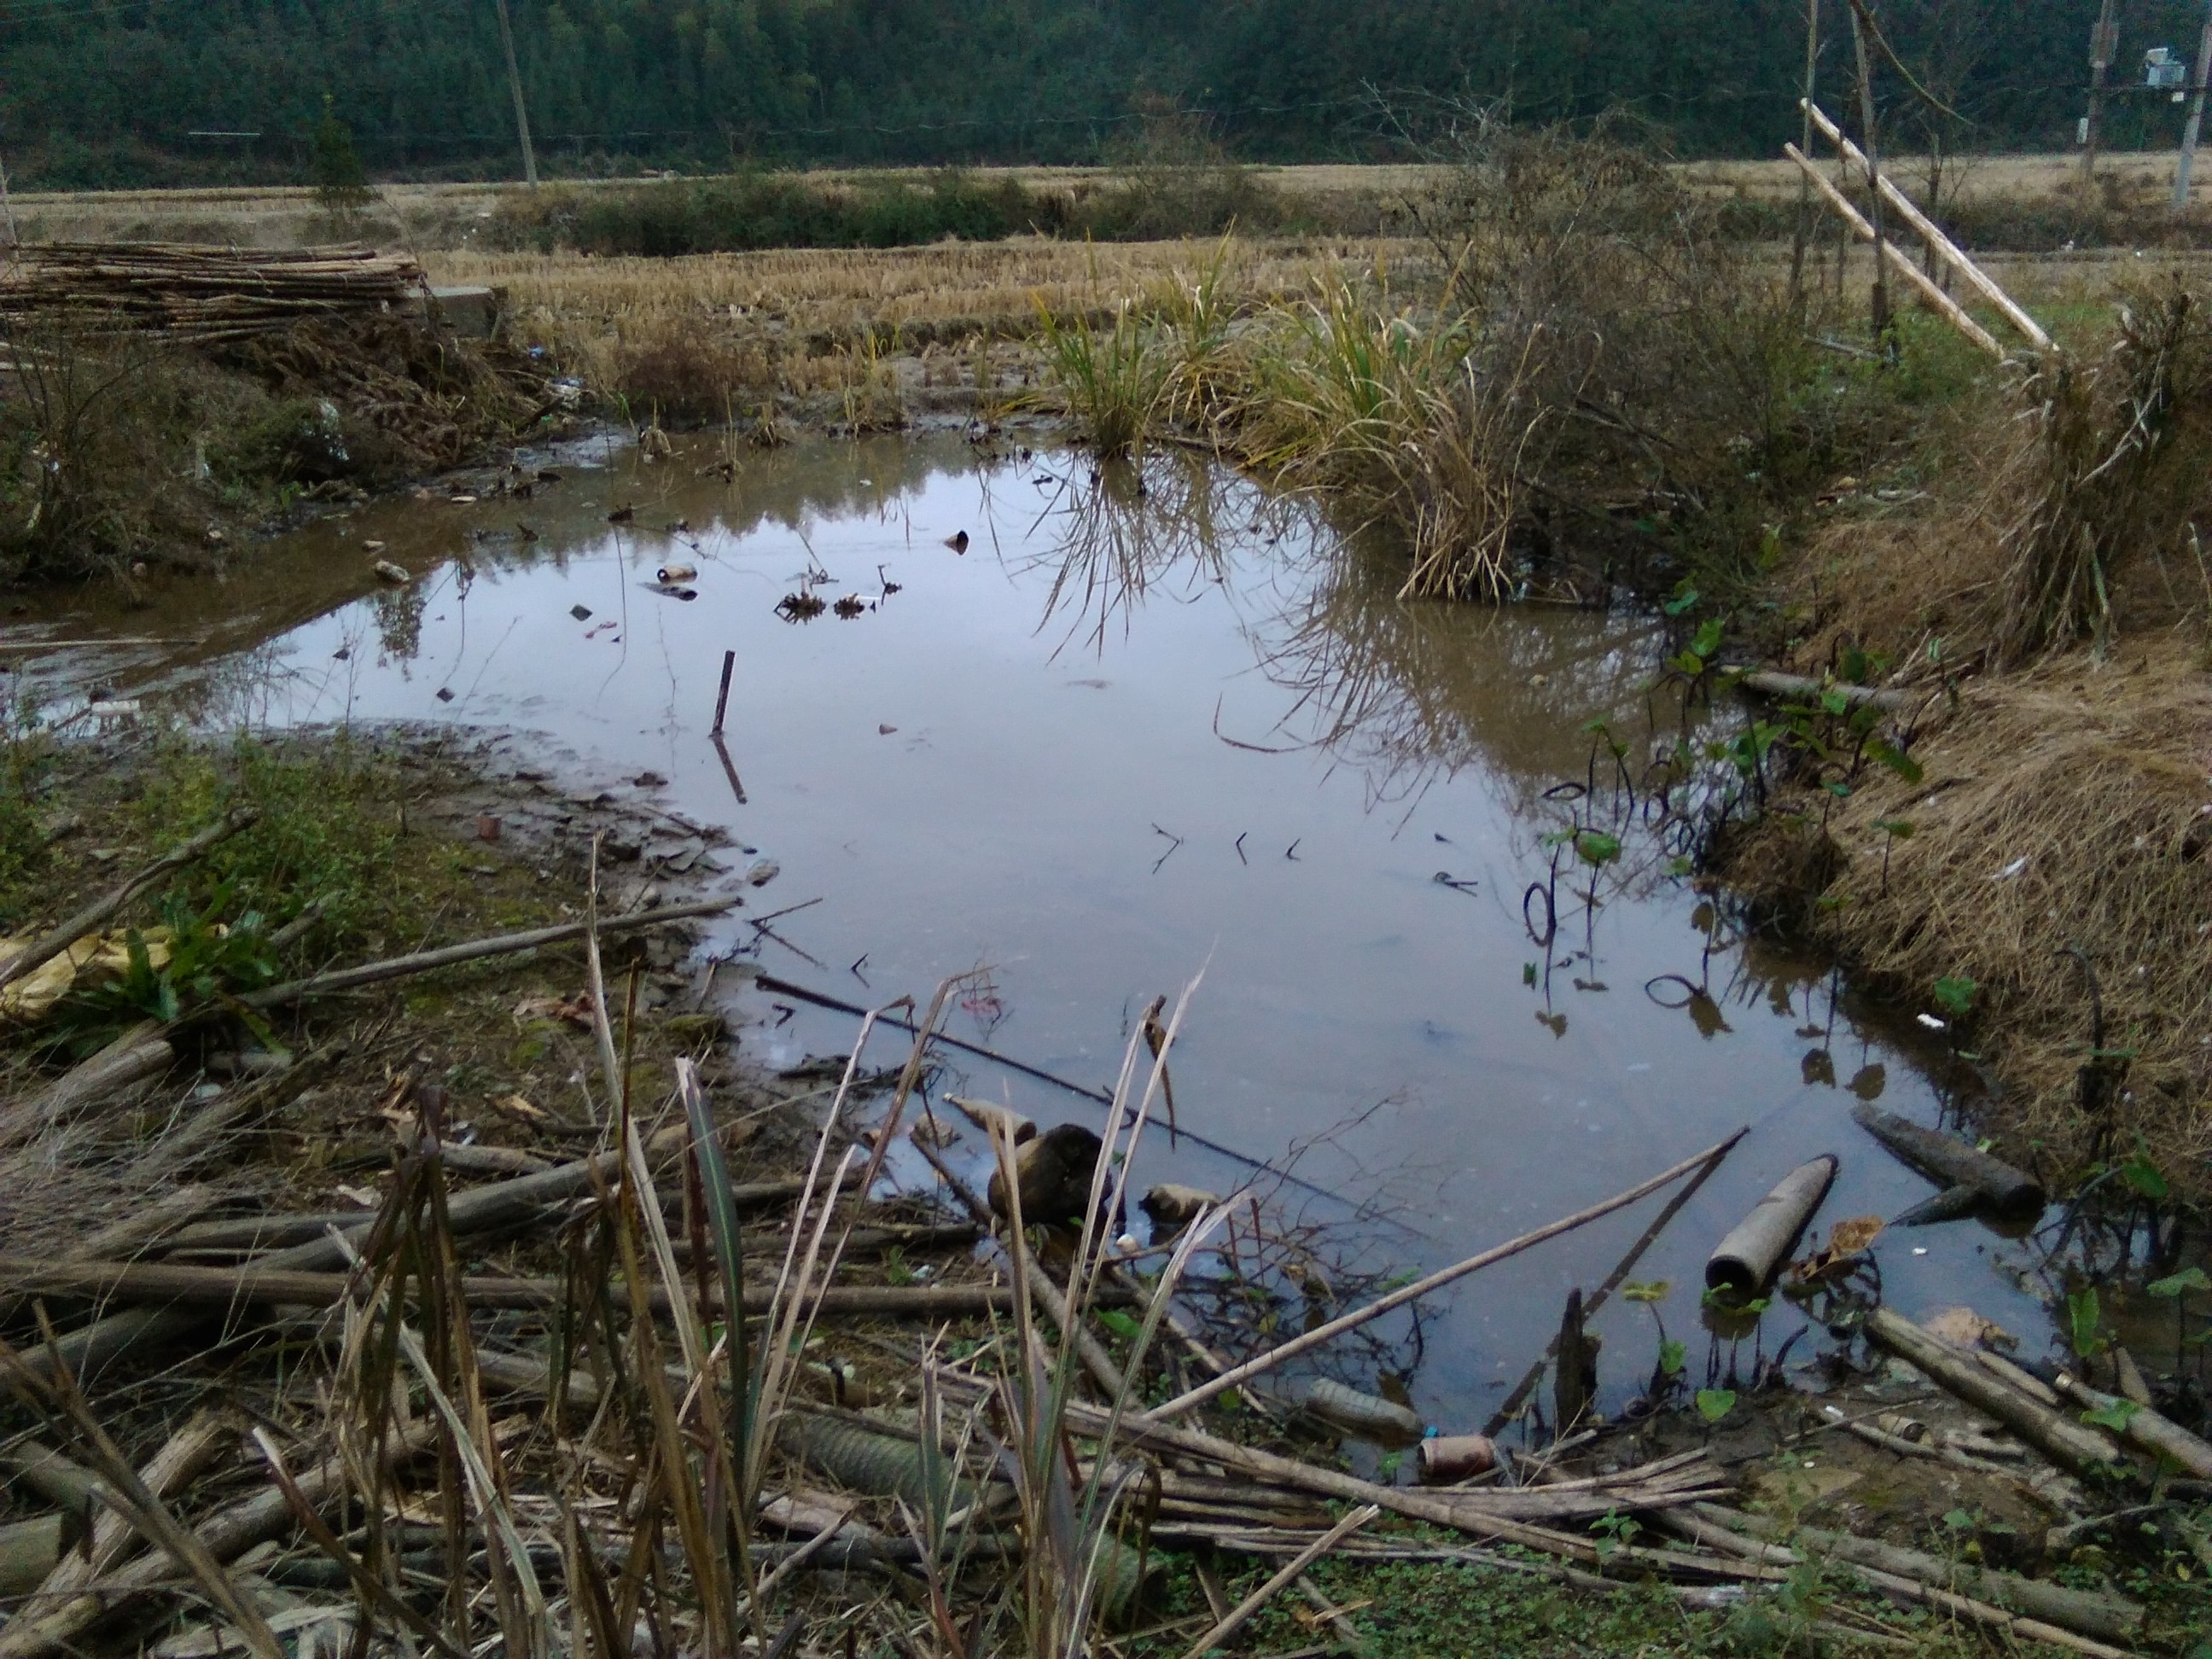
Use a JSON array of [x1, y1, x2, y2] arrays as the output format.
[[5, 0, 2212, 188]]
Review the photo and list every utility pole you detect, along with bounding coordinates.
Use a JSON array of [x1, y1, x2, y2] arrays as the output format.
[[1848, 0, 1891, 344], [2175, 0, 2212, 209], [2085, 0, 2119, 180], [492, 0, 539, 187], [1789, 0, 1821, 300]]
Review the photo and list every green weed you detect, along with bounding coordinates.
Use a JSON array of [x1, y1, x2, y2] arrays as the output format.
[[1034, 298, 1169, 459]]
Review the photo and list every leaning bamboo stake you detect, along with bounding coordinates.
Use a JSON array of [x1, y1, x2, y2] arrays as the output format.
[[1784, 146, 2004, 358], [1143, 1126, 1748, 1421], [1802, 102, 2053, 350], [0, 808, 257, 996]]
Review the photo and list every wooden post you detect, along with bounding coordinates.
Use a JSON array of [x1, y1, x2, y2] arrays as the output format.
[[2086, 0, 2120, 180], [492, 0, 540, 188], [2176, 0, 2212, 209], [1847, 0, 1892, 344], [1790, 0, 1823, 299]]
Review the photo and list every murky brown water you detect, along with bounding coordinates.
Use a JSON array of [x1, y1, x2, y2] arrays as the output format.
[[8, 432, 2075, 1435]]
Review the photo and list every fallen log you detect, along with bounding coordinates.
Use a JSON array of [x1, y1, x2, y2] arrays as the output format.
[[1666, 1505, 2136, 1659], [1853, 1103, 2044, 1223], [12, 1126, 693, 1385], [0, 809, 258, 998], [26, 1411, 230, 1603], [2054, 1370, 2212, 1478], [1738, 668, 1914, 713], [0, 1184, 221, 1324], [1863, 1308, 2125, 1478], [0, 1023, 173, 1148]]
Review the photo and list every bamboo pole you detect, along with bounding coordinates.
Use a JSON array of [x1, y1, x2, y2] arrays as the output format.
[[1784, 146, 2005, 358], [1802, 101, 2053, 349]]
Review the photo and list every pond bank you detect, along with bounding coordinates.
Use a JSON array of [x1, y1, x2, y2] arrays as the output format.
[[0, 727, 2205, 1659]]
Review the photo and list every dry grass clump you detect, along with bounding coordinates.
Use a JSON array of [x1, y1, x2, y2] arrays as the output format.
[[1735, 640, 2212, 1193], [434, 240, 1400, 364], [1990, 282, 2212, 661], [606, 317, 783, 427], [1778, 276, 2212, 678]]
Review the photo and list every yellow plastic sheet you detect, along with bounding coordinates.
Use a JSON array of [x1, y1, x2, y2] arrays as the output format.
[[0, 928, 173, 1022]]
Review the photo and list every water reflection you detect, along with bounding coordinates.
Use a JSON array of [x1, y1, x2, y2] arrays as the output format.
[[7, 431, 2075, 1423]]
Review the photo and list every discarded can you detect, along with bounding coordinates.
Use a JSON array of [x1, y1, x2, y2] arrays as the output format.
[[1417, 1434, 1499, 1483], [1301, 1377, 1422, 1441], [1875, 1412, 1929, 1443], [476, 814, 502, 843], [656, 563, 698, 585], [1706, 1155, 1838, 1298]]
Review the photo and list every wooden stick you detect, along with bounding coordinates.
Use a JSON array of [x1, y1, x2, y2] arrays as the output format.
[[1173, 1505, 1377, 1659], [1144, 1127, 1748, 1421], [239, 896, 738, 1009], [1483, 1132, 1736, 1435], [1800, 103, 2052, 350], [0, 809, 257, 995], [31, 1410, 228, 1597], [1783, 146, 2004, 358], [0, 1342, 283, 1659], [711, 649, 736, 736]]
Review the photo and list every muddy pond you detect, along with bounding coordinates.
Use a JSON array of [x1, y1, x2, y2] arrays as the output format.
[[15, 432, 2074, 1437]]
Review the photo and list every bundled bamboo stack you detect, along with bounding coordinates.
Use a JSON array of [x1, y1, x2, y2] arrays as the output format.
[[0, 242, 428, 343]]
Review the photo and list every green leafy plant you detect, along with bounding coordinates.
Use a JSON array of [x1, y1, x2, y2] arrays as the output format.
[[2067, 1285, 2111, 1361], [1589, 1509, 1642, 1561], [2081, 1396, 2143, 1433], [62, 884, 278, 1031], [1695, 1388, 1738, 1423], [1933, 975, 1977, 1016]]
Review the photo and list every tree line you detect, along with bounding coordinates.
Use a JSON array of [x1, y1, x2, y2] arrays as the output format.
[[6, 0, 2212, 188]]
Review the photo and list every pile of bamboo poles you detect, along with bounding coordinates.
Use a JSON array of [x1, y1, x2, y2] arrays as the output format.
[[0, 242, 428, 344]]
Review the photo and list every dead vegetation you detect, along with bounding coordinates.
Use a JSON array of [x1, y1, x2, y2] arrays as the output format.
[[1717, 271, 2212, 1198], [0, 250, 555, 582]]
